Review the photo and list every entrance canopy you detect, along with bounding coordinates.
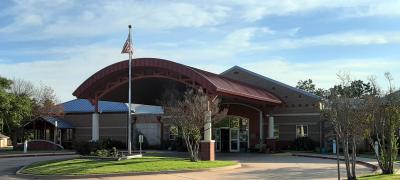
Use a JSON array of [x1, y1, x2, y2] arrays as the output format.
[[24, 116, 74, 129], [73, 58, 281, 106]]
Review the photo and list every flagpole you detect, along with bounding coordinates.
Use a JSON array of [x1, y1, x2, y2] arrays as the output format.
[[128, 24, 132, 155]]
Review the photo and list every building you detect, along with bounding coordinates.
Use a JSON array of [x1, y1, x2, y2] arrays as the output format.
[[69, 58, 323, 154], [23, 99, 164, 148], [23, 58, 324, 156], [0, 133, 11, 148]]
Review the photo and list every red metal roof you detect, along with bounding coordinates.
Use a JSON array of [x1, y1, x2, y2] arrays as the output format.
[[73, 58, 281, 104]]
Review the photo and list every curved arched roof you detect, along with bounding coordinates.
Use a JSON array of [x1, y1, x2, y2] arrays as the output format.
[[73, 58, 281, 104]]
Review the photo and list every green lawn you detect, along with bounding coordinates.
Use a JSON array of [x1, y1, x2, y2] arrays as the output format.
[[359, 174, 400, 180], [21, 156, 238, 175]]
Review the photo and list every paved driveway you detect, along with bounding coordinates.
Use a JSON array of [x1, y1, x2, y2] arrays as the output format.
[[99, 153, 373, 180], [0, 155, 78, 180], [0, 153, 373, 180]]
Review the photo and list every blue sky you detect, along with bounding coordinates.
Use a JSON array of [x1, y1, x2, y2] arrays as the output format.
[[1, 0, 400, 101]]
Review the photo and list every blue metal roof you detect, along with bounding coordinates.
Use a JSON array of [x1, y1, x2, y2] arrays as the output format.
[[61, 99, 164, 114], [42, 116, 74, 129], [62, 99, 128, 113], [24, 116, 74, 129]]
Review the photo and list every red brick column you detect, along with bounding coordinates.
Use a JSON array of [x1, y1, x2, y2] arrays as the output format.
[[200, 140, 215, 161]]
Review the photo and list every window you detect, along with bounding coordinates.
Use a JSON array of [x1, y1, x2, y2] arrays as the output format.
[[296, 125, 308, 137], [66, 129, 73, 141], [274, 124, 279, 139], [169, 126, 178, 140]]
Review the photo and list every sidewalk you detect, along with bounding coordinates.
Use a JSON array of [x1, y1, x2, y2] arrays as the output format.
[[292, 152, 379, 171]]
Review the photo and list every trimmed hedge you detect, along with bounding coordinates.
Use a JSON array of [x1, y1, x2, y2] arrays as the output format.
[[73, 138, 125, 155], [293, 137, 315, 151]]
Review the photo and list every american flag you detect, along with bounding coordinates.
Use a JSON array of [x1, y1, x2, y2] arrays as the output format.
[[121, 33, 133, 54]]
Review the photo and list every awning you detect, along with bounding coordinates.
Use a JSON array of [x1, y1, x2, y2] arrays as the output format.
[[24, 116, 74, 129]]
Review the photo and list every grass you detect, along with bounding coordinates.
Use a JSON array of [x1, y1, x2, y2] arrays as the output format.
[[359, 174, 400, 180], [21, 156, 238, 175]]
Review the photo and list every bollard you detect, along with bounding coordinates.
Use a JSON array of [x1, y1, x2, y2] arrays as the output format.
[[332, 139, 336, 154], [139, 134, 143, 154], [23, 140, 28, 153]]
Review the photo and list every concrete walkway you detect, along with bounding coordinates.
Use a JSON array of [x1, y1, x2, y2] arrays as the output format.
[[291, 153, 379, 171], [293, 152, 400, 174]]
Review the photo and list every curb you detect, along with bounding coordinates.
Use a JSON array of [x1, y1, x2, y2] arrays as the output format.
[[16, 160, 241, 179], [291, 153, 378, 171], [0, 152, 77, 159]]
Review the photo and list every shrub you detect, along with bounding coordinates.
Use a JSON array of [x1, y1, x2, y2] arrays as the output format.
[[170, 137, 187, 152], [255, 143, 267, 153], [100, 138, 126, 149], [293, 137, 315, 151], [90, 149, 109, 157], [110, 147, 120, 158], [73, 141, 102, 155], [73, 139, 125, 155]]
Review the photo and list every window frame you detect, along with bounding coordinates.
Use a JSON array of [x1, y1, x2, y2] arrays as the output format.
[[273, 124, 279, 139], [296, 125, 309, 138], [169, 126, 178, 140]]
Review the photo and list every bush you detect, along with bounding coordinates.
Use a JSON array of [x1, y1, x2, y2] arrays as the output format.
[[100, 138, 126, 149], [73, 139, 125, 155], [255, 143, 267, 153], [170, 137, 187, 152], [73, 141, 102, 155], [293, 137, 315, 151], [110, 147, 120, 158], [90, 149, 109, 157]]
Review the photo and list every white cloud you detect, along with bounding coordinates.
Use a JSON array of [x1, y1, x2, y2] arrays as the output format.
[[0, 44, 126, 101], [2, 44, 399, 102], [241, 31, 400, 51], [4, 0, 400, 41], [0, 1, 231, 40], [222, 0, 400, 21], [1, 1, 400, 102], [241, 59, 400, 90]]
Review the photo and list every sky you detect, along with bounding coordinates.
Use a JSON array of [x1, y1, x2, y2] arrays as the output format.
[[1, 0, 400, 102]]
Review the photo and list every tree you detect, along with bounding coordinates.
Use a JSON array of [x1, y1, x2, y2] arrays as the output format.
[[31, 84, 62, 117], [329, 80, 376, 98], [0, 76, 13, 133], [362, 73, 400, 174], [296, 79, 316, 93], [0, 76, 32, 146], [323, 73, 376, 180], [296, 79, 329, 98], [9, 79, 62, 117], [162, 89, 226, 161], [0, 76, 61, 147]]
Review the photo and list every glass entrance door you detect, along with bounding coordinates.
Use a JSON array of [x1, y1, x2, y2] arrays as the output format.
[[215, 128, 221, 152], [230, 128, 240, 152]]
